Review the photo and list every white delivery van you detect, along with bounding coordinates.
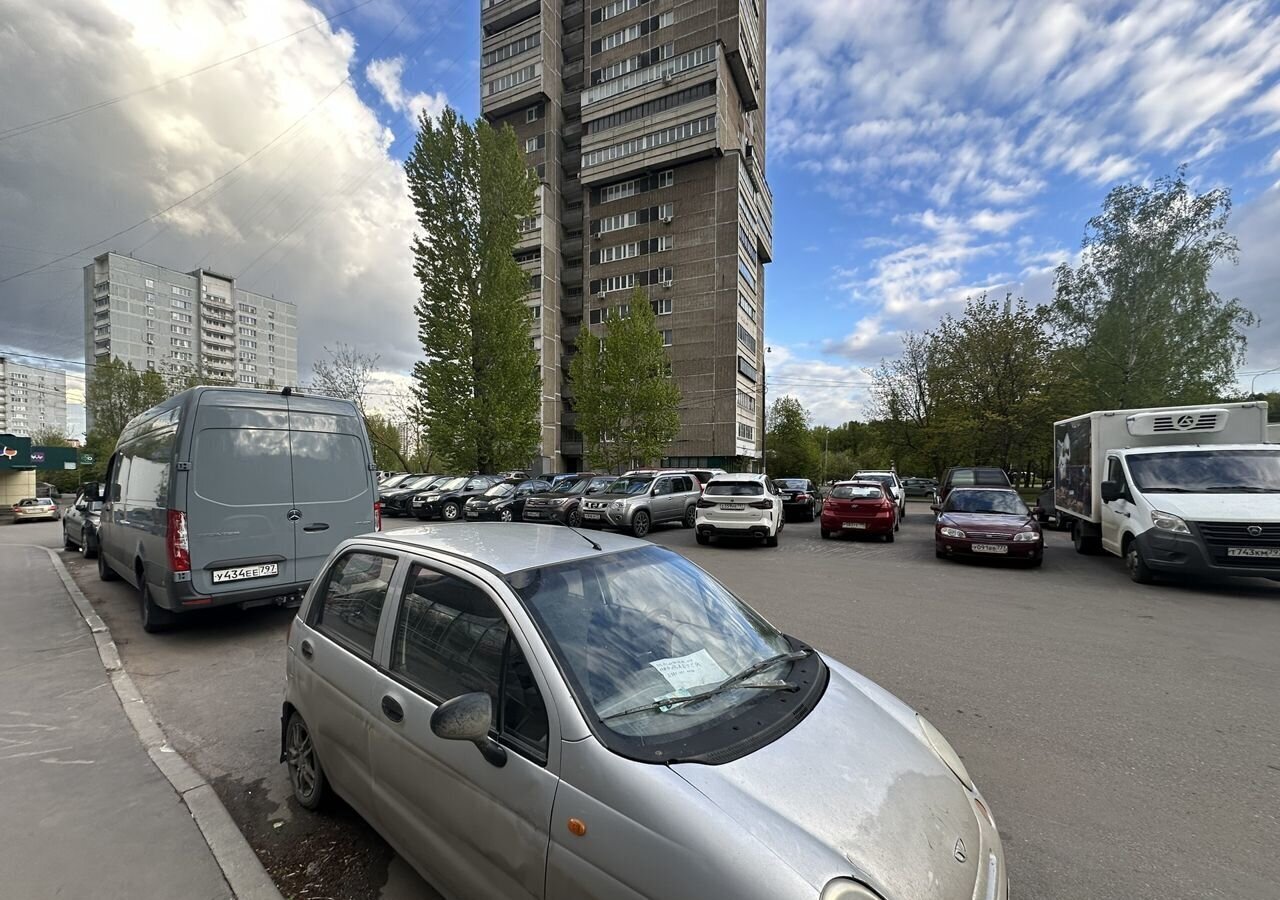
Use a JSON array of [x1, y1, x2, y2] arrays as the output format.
[[1054, 402, 1280, 584]]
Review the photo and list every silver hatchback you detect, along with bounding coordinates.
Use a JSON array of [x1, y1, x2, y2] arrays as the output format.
[[282, 525, 1006, 900]]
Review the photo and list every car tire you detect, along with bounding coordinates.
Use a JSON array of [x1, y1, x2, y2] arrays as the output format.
[[1125, 540, 1155, 584], [806, 505, 816, 522], [1028, 554, 1044, 568], [97, 550, 119, 581], [81, 529, 97, 559], [695, 531, 710, 545], [682, 506, 696, 528], [567, 508, 583, 528], [64, 529, 76, 551], [285, 711, 328, 812], [139, 578, 177, 633], [935, 547, 947, 559], [765, 531, 779, 547], [499, 508, 513, 523], [884, 530, 895, 543], [441, 501, 460, 522], [820, 529, 831, 539], [630, 511, 651, 539]]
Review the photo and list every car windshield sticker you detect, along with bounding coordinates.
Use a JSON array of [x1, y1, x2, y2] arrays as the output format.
[[649, 649, 728, 692]]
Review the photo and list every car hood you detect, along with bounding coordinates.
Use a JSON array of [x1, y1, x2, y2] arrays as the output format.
[[672, 658, 981, 897], [1140, 493, 1280, 521], [940, 513, 1032, 532]]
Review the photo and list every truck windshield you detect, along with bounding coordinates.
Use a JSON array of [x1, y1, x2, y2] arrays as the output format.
[[1127, 449, 1280, 493]]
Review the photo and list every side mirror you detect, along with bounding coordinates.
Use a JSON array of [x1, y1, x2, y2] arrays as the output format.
[[1100, 481, 1122, 503], [930, 504, 941, 513], [429, 692, 506, 768], [1031, 506, 1043, 517], [85, 483, 104, 502]]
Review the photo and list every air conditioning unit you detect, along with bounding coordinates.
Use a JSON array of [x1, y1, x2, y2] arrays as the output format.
[[660, 215, 673, 225], [745, 142, 755, 159], [662, 71, 675, 84], [661, 280, 673, 289], [597, 290, 608, 298]]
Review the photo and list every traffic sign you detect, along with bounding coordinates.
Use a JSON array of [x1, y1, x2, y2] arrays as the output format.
[[80, 453, 95, 464]]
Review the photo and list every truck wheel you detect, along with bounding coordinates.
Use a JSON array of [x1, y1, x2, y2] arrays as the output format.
[[1071, 523, 1101, 555], [630, 511, 651, 538], [139, 579, 177, 633], [97, 551, 119, 582], [1125, 539, 1155, 584]]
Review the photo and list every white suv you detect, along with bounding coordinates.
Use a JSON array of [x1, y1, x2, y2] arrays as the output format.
[[694, 473, 784, 547], [853, 470, 906, 521]]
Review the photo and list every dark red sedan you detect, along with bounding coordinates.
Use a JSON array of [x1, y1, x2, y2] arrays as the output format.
[[933, 487, 1043, 566], [820, 481, 897, 541]]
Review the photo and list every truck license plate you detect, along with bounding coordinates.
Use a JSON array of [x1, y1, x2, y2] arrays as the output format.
[[972, 544, 1008, 554], [213, 563, 279, 583], [1227, 547, 1280, 558]]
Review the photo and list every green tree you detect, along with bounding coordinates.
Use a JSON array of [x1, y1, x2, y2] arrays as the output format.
[[83, 357, 167, 478], [405, 107, 541, 473], [364, 413, 406, 471], [1052, 168, 1255, 408], [570, 288, 682, 471], [766, 396, 819, 478]]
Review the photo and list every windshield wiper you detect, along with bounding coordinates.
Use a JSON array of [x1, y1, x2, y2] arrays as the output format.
[[1199, 485, 1280, 493], [601, 649, 811, 722]]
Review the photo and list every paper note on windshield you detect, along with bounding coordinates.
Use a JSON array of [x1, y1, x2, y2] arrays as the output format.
[[649, 649, 729, 691]]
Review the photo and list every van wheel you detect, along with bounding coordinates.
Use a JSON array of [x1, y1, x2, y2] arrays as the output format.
[[139, 579, 177, 633], [97, 551, 119, 582], [441, 501, 460, 522], [630, 511, 651, 538], [1125, 539, 1155, 584], [285, 711, 328, 811]]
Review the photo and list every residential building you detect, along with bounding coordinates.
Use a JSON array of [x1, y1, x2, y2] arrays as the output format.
[[482, 0, 772, 473], [0, 356, 68, 438], [83, 252, 298, 392]]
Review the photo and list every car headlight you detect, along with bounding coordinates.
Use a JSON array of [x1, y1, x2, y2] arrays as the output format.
[[918, 714, 974, 790], [1151, 510, 1190, 534], [1013, 530, 1040, 542], [553, 498, 572, 506], [821, 878, 884, 900], [610, 501, 623, 510], [940, 526, 966, 539]]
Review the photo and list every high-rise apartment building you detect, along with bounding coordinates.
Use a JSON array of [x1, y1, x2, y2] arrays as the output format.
[[0, 356, 68, 437], [83, 252, 298, 391], [482, 0, 772, 473]]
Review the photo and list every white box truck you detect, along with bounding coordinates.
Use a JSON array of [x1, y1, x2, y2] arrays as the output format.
[[1054, 402, 1280, 584], [1269, 423, 1280, 443]]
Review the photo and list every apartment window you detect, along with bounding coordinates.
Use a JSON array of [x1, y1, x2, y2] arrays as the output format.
[[581, 115, 716, 168], [146, 292, 155, 303], [592, 44, 673, 86], [592, 274, 635, 295], [737, 355, 758, 383], [171, 285, 192, 297], [171, 298, 191, 310], [738, 257, 757, 290], [171, 338, 191, 349], [171, 311, 192, 323], [530, 304, 541, 320], [144, 278, 154, 288], [589, 308, 605, 325], [652, 298, 672, 315], [599, 178, 641, 204], [591, 12, 674, 56], [737, 323, 757, 354], [592, 0, 650, 25], [267, 310, 275, 319], [738, 293, 756, 321], [657, 201, 674, 219], [524, 134, 545, 153], [583, 44, 717, 106], [145, 333, 155, 345], [737, 389, 756, 414], [585, 81, 713, 135], [660, 329, 673, 347], [238, 303, 256, 314], [243, 339, 258, 349], [525, 105, 541, 123], [238, 314, 257, 325], [738, 422, 754, 440], [596, 210, 638, 235], [171, 325, 191, 336], [240, 327, 257, 337], [529, 272, 542, 291], [240, 363, 256, 373], [483, 32, 540, 68], [240, 352, 257, 362], [239, 375, 255, 385], [658, 171, 675, 188], [485, 62, 540, 97]]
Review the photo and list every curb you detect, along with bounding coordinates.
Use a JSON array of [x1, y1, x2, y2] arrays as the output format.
[[41, 546, 284, 900]]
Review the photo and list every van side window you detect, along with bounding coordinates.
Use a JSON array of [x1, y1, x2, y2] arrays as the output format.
[[391, 565, 549, 760], [309, 551, 397, 659], [1107, 458, 1128, 496]]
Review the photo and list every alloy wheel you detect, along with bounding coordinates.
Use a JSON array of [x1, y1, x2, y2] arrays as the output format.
[[286, 718, 318, 803]]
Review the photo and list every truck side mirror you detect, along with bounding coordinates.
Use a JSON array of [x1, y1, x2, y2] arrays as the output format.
[[84, 483, 103, 503], [1100, 481, 1122, 503]]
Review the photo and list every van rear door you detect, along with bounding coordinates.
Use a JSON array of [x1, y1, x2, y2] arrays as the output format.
[[186, 391, 298, 597], [286, 395, 377, 585]]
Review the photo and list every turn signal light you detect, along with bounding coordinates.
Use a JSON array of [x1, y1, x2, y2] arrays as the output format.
[[749, 500, 774, 509], [166, 509, 190, 573], [374, 501, 383, 531]]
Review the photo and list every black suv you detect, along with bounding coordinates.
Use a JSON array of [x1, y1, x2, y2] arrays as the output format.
[[412, 475, 502, 521], [464, 478, 553, 522], [380, 474, 444, 517], [935, 467, 1012, 506]]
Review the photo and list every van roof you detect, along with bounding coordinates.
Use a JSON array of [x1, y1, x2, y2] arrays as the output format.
[[360, 523, 648, 575]]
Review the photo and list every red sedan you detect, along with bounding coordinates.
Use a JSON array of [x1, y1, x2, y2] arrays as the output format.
[[933, 487, 1043, 566], [819, 481, 897, 541]]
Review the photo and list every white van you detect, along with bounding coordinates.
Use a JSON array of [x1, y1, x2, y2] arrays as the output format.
[[96, 387, 380, 631], [1055, 402, 1280, 584]]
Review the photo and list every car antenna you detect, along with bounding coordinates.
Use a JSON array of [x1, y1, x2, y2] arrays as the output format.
[[566, 524, 602, 552]]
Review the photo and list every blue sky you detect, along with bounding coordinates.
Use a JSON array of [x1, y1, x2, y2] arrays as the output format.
[[3, 0, 1279, 434]]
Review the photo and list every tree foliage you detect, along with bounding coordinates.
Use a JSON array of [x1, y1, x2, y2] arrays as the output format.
[[83, 357, 169, 478], [406, 106, 541, 473], [311, 343, 380, 413], [570, 288, 682, 471], [364, 412, 406, 471], [1052, 168, 1254, 408], [766, 396, 819, 478]]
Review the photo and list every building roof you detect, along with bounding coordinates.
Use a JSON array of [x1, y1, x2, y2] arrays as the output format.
[[366, 523, 647, 575]]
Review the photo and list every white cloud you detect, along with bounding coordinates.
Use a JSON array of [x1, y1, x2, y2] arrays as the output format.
[[0, 0, 432, 394], [366, 55, 449, 125], [764, 345, 875, 427]]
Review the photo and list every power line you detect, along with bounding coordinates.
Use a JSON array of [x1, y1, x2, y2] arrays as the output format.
[[0, 0, 385, 143]]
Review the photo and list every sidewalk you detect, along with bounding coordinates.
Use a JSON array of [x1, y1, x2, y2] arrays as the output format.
[[0, 544, 233, 899]]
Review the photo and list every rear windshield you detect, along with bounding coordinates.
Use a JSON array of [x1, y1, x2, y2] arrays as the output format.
[[194, 428, 293, 506], [291, 431, 370, 503], [855, 474, 895, 487], [706, 482, 764, 496], [945, 490, 1028, 515], [950, 469, 1009, 486], [773, 479, 809, 490], [831, 485, 883, 499]]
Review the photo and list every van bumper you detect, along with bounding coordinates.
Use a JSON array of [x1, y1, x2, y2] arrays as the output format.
[[1136, 530, 1280, 581], [164, 577, 311, 613]]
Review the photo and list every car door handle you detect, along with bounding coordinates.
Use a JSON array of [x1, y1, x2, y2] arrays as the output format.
[[381, 695, 404, 723], [302, 523, 330, 533], [300, 639, 314, 660]]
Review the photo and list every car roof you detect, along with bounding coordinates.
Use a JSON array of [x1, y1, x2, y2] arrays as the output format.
[[853, 470, 895, 476], [359, 524, 647, 575], [834, 480, 885, 487], [948, 485, 1019, 494], [707, 472, 767, 483]]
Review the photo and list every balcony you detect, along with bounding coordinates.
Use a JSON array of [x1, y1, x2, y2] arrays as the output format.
[[561, 0, 583, 31], [482, 0, 538, 36], [561, 323, 581, 345], [561, 440, 583, 457], [561, 264, 582, 286]]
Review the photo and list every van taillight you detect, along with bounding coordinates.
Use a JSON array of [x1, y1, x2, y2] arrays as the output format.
[[167, 509, 190, 572], [374, 501, 383, 532]]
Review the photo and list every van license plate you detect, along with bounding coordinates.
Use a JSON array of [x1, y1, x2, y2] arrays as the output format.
[[213, 563, 279, 583], [1227, 547, 1280, 558], [972, 544, 1008, 554]]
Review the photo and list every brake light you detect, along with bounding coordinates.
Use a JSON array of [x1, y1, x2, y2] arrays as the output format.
[[696, 498, 715, 508], [374, 500, 383, 531], [749, 499, 774, 509], [166, 509, 190, 573]]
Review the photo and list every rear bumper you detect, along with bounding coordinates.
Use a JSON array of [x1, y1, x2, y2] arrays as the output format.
[[12, 511, 59, 522], [1137, 529, 1280, 580], [163, 576, 310, 613], [697, 522, 771, 537], [821, 515, 893, 534]]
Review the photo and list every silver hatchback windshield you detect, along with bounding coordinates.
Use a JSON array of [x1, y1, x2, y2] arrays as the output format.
[[510, 546, 791, 742]]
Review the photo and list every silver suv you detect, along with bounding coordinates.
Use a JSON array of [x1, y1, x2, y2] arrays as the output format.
[[579, 472, 700, 537]]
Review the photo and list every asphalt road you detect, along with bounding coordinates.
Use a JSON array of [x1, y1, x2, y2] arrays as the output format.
[[12, 502, 1279, 899]]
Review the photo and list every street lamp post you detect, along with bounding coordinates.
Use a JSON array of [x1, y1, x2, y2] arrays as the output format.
[[1249, 366, 1280, 395]]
